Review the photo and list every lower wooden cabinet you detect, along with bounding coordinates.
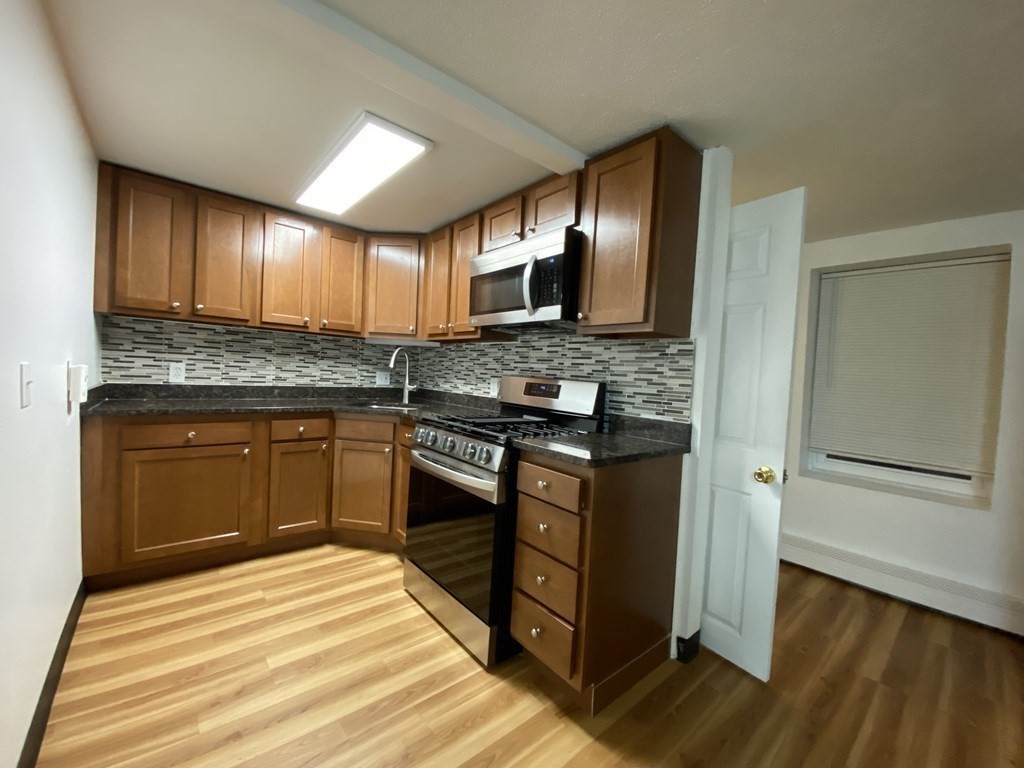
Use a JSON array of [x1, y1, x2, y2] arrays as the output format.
[[268, 440, 330, 538], [332, 439, 393, 533], [120, 441, 253, 563], [391, 445, 411, 544]]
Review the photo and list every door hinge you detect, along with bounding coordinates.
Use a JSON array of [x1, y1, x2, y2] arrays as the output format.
[[782, 469, 789, 484]]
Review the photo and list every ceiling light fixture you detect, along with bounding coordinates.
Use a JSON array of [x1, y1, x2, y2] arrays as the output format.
[[296, 112, 432, 216]]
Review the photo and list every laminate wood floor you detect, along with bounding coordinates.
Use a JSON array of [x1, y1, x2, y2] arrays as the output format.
[[37, 545, 1024, 767]]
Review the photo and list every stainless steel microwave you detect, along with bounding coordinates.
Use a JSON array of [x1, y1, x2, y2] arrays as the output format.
[[468, 227, 581, 327]]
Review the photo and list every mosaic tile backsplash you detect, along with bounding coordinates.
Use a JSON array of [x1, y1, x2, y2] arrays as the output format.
[[100, 316, 695, 421]]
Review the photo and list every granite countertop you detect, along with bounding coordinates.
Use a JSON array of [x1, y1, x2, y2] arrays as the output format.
[[83, 384, 690, 466]]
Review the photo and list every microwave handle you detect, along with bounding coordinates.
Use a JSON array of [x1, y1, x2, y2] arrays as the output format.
[[522, 254, 538, 316]]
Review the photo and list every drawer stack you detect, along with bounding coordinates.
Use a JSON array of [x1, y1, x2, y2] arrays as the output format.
[[510, 461, 584, 680]]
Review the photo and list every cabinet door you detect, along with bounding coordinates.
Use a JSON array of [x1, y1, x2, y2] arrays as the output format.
[[319, 224, 365, 334], [120, 443, 253, 562], [194, 195, 262, 322], [114, 172, 194, 314], [449, 214, 481, 337], [481, 194, 524, 251], [261, 213, 320, 329], [268, 441, 329, 538], [421, 227, 452, 339], [333, 439, 393, 533], [524, 171, 579, 239], [578, 138, 657, 328], [366, 236, 420, 337], [391, 445, 411, 544]]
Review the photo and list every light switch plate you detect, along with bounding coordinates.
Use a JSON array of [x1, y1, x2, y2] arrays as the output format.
[[168, 362, 186, 383], [375, 370, 391, 386], [19, 362, 32, 409]]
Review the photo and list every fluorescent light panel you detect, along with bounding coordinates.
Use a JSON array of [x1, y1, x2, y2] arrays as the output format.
[[297, 113, 432, 215]]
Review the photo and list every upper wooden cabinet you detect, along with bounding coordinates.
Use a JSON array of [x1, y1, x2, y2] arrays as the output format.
[[524, 171, 580, 240], [482, 194, 524, 251], [421, 227, 452, 339], [366, 235, 420, 338], [111, 171, 195, 315], [577, 128, 702, 338], [449, 214, 481, 337], [319, 224, 365, 335], [194, 195, 262, 322], [261, 213, 321, 330]]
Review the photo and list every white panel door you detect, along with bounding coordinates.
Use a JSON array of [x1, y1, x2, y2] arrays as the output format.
[[700, 188, 805, 680]]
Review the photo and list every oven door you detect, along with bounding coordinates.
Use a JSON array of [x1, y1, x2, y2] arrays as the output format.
[[404, 449, 512, 625]]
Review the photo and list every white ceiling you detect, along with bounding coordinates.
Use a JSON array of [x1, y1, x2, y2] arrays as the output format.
[[46, 0, 1024, 241]]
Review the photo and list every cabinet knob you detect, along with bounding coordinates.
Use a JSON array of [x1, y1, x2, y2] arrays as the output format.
[[530, 627, 542, 639], [385, 447, 391, 454], [321, 443, 328, 451], [537, 522, 549, 533], [303, 317, 310, 326], [439, 324, 446, 331], [242, 448, 250, 456], [408, 325, 414, 332], [196, 304, 204, 311], [448, 323, 454, 330], [321, 319, 328, 328], [171, 301, 181, 309], [577, 312, 586, 321], [186, 431, 197, 440], [404, 432, 413, 439], [537, 480, 549, 490], [535, 575, 546, 586]]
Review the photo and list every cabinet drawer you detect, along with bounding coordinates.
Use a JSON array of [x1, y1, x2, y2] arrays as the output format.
[[396, 424, 415, 448], [518, 461, 582, 512], [517, 495, 582, 568], [336, 418, 394, 442], [271, 417, 330, 442], [121, 421, 253, 450], [514, 543, 580, 623], [511, 590, 575, 680]]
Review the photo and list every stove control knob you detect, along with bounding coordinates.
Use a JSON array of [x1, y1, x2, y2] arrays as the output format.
[[425, 430, 438, 447], [463, 443, 477, 460], [442, 436, 456, 452], [477, 447, 492, 465], [412, 427, 424, 443]]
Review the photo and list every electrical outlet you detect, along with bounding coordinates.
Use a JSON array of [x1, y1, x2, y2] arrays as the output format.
[[490, 378, 500, 397], [375, 370, 391, 386], [168, 362, 186, 383]]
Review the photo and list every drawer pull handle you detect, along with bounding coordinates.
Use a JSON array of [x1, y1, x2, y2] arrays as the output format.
[[538, 523, 549, 533], [530, 627, 542, 639], [535, 575, 546, 586], [298, 426, 305, 435], [186, 431, 197, 440], [537, 480, 549, 490], [242, 448, 250, 456]]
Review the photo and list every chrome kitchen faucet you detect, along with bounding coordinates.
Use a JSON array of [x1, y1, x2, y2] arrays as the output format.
[[388, 347, 417, 404]]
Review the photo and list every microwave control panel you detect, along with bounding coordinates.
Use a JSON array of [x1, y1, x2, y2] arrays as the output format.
[[536, 256, 563, 307]]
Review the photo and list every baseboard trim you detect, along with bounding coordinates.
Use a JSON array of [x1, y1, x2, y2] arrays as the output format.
[[780, 534, 1024, 636], [18, 581, 86, 768]]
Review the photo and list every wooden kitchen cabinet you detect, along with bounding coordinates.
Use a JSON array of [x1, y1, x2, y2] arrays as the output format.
[[391, 445, 412, 544], [268, 440, 330, 538], [261, 212, 321, 329], [524, 171, 580, 240], [365, 235, 421, 338], [510, 450, 683, 714], [110, 170, 195, 316], [482, 194, 524, 251], [194, 194, 262, 322], [577, 127, 702, 338], [120, 441, 254, 563], [448, 214, 481, 337], [420, 227, 453, 339], [333, 439, 393, 533], [319, 224, 365, 335]]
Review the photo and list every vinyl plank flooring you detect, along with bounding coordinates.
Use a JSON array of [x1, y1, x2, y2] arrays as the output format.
[[37, 547, 1024, 768]]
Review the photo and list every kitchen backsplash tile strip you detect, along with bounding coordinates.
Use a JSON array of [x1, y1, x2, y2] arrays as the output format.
[[417, 326, 694, 422], [100, 317, 695, 421]]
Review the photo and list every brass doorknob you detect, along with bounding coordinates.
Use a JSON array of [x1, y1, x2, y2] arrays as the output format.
[[753, 466, 777, 485]]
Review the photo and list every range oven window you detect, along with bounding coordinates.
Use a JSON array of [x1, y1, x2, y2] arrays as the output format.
[[404, 465, 501, 623], [470, 265, 527, 316]]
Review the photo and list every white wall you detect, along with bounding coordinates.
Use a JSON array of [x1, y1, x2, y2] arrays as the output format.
[[782, 211, 1024, 633], [0, 0, 100, 762]]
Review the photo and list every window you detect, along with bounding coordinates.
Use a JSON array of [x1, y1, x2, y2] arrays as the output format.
[[805, 248, 1011, 506]]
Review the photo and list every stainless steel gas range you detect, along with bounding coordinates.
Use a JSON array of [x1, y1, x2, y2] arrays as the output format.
[[402, 375, 605, 667]]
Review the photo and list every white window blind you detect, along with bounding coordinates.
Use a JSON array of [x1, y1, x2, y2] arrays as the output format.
[[808, 254, 1010, 478]]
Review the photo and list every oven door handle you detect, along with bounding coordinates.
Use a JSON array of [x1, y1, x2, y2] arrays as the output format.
[[410, 449, 501, 504], [522, 254, 537, 316]]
